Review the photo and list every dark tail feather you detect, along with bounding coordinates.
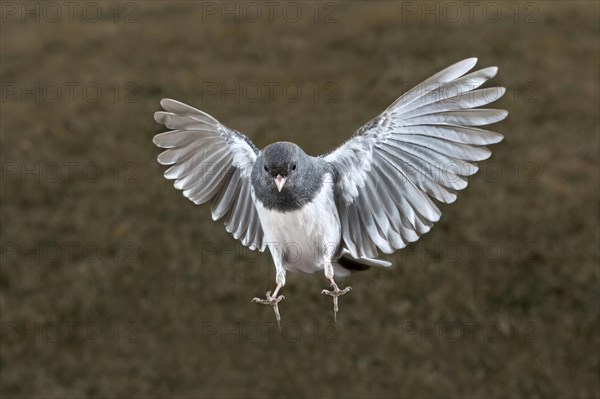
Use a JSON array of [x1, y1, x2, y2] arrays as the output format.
[[338, 255, 372, 272], [337, 250, 392, 273]]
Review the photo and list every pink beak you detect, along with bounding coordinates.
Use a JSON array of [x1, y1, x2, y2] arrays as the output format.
[[274, 175, 287, 192]]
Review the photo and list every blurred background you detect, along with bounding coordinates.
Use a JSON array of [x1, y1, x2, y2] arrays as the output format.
[[1, 1, 598, 398]]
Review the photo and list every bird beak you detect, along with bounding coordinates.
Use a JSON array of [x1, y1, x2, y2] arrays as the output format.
[[274, 175, 287, 192]]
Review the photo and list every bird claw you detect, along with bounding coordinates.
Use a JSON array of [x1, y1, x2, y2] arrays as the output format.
[[252, 290, 285, 329], [322, 282, 352, 323]]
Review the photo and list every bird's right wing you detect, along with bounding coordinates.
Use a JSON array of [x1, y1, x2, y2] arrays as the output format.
[[154, 99, 266, 251], [324, 58, 507, 258]]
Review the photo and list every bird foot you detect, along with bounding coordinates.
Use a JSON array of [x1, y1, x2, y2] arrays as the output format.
[[252, 290, 285, 329], [322, 282, 352, 323]]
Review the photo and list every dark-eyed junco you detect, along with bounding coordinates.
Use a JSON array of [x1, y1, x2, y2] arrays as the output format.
[[153, 58, 507, 324]]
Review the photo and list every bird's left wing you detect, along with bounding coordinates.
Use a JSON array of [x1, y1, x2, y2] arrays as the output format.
[[324, 58, 507, 259], [154, 99, 266, 251]]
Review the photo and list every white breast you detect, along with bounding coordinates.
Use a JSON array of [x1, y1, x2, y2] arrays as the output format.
[[253, 173, 340, 274]]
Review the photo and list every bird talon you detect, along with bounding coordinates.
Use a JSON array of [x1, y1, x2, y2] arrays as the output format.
[[252, 289, 285, 327], [322, 281, 352, 322]]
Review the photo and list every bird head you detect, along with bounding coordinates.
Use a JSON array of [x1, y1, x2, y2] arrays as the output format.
[[251, 141, 325, 212], [261, 142, 303, 193]]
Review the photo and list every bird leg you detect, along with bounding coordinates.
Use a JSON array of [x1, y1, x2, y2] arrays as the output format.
[[252, 283, 285, 329], [321, 278, 352, 323]]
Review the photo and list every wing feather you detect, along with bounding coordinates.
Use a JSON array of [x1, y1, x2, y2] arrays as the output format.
[[154, 99, 266, 251], [325, 58, 506, 258]]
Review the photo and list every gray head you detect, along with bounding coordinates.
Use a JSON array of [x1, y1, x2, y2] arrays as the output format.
[[251, 142, 327, 212]]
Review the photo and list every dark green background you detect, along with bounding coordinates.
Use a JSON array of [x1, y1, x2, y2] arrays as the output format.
[[1, 1, 598, 397]]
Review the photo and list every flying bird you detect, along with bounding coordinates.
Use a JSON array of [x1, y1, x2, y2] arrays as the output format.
[[153, 58, 507, 324]]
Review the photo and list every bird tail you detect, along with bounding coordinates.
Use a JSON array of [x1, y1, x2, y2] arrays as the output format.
[[336, 248, 392, 273]]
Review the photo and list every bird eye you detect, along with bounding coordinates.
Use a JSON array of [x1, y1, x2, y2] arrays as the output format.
[[264, 165, 269, 172], [291, 164, 297, 171]]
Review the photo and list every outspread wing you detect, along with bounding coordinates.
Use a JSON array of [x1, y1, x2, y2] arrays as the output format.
[[324, 58, 507, 258], [154, 99, 266, 251]]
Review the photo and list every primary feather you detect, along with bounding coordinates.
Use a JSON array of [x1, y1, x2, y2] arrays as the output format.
[[153, 99, 266, 251], [324, 57, 506, 258]]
